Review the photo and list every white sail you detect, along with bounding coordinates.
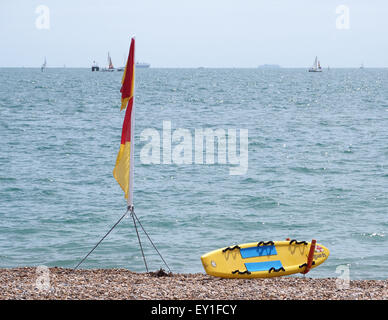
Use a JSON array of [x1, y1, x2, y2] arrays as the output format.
[[313, 56, 318, 69], [41, 57, 47, 71]]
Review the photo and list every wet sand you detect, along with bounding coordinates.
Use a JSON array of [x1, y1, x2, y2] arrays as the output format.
[[0, 267, 386, 300]]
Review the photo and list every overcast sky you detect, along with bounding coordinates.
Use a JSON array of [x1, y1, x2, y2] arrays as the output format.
[[1, 0, 387, 68]]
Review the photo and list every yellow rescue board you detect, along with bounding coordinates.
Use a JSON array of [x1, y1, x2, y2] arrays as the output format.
[[201, 240, 329, 278]]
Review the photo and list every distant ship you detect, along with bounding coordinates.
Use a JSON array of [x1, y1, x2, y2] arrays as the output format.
[[360, 62, 364, 69], [91, 60, 99, 71], [309, 56, 322, 72], [136, 62, 150, 68], [116, 62, 150, 71], [101, 52, 115, 72], [258, 64, 281, 69], [41, 57, 47, 72]]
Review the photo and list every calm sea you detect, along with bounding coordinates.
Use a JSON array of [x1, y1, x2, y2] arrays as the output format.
[[0, 68, 387, 280]]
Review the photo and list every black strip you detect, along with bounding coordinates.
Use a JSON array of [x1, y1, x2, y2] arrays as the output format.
[[289, 239, 308, 245], [222, 245, 241, 252], [232, 269, 251, 275], [268, 267, 285, 273], [299, 261, 316, 268], [257, 241, 274, 246]]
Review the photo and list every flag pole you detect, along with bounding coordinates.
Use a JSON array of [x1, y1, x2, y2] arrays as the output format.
[[125, 36, 170, 273], [128, 35, 136, 210], [126, 36, 149, 272]]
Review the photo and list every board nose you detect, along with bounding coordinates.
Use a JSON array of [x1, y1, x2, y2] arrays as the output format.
[[201, 253, 218, 271]]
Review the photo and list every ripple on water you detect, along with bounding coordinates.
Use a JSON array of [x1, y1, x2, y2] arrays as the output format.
[[0, 68, 387, 279]]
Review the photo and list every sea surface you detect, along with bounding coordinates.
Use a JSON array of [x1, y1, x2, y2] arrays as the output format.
[[0, 68, 387, 280]]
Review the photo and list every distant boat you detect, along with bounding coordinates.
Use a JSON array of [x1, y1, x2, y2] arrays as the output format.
[[360, 63, 364, 69], [117, 62, 150, 71], [308, 56, 322, 72], [41, 57, 47, 72], [116, 54, 128, 71], [101, 52, 115, 72], [91, 60, 99, 71], [136, 62, 150, 68], [258, 64, 281, 69]]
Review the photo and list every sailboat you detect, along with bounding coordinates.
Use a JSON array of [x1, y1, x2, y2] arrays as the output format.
[[116, 55, 125, 71], [308, 56, 322, 72], [101, 52, 115, 72], [41, 57, 47, 72]]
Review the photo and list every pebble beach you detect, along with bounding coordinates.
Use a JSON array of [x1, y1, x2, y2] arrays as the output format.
[[0, 267, 387, 300]]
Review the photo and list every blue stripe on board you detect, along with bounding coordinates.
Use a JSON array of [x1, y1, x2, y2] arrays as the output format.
[[240, 245, 277, 259], [245, 260, 283, 272]]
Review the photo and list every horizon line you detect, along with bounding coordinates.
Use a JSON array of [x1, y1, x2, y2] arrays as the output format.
[[1, 66, 387, 69]]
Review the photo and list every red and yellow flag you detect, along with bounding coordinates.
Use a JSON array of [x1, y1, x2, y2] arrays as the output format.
[[113, 38, 135, 199]]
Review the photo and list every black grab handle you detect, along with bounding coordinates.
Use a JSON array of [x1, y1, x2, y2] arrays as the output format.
[[222, 245, 241, 252], [232, 269, 251, 275], [268, 267, 285, 273], [257, 241, 274, 246], [289, 239, 308, 245]]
